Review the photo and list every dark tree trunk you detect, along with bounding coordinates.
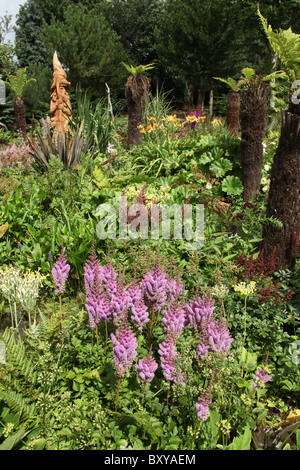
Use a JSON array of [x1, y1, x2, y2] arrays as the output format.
[[14, 97, 27, 138], [240, 79, 268, 201], [261, 102, 300, 271], [226, 89, 240, 135], [125, 73, 150, 148]]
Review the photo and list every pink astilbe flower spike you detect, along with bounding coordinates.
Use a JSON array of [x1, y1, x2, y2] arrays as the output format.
[[111, 317, 138, 379], [162, 300, 186, 340], [206, 317, 233, 354], [84, 235, 103, 295], [131, 297, 149, 333], [195, 391, 212, 422], [136, 346, 158, 384], [51, 242, 70, 296], [158, 334, 185, 385], [140, 250, 168, 311], [102, 248, 117, 290], [195, 370, 214, 422], [110, 268, 130, 326], [185, 293, 215, 332]]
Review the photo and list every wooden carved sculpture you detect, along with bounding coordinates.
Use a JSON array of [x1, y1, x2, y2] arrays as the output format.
[[50, 51, 72, 139]]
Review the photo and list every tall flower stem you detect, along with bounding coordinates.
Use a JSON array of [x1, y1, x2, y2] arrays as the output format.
[[115, 377, 121, 410], [59, 295, 62, 326], [95, 324, 99, 346], [242, 296, 248, 348], [105, 321, 108, 355], [149, 304, 156, 338]]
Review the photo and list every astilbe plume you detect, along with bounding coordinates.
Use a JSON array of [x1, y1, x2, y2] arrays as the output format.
[[162, 300, 186, 340], [185, 293, 215, 332], [51, 243, 70, 296], [101, 249, 117, 292], [158, 334, 185, 384], [131, 297, 149, 333], [136, 346, 158, 384], [165, 265, 184, 304], [206, 317, 233, 354], [127, 281, 142, 309], [110, 269, 130, 326], [195, 392, 212, 422], [111, 318, 138, 379], [140, 253, 168, 311], [195, 370, 214, 422], [84, 237, 103, 296]]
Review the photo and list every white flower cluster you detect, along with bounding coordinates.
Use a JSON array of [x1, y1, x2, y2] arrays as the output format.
[[0, 267, 47, 317]]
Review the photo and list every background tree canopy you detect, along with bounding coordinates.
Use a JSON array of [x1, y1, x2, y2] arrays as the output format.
[[5, 0, 300, 118]]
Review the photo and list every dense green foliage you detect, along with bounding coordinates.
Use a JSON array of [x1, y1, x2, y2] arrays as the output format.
[[0, 0, 299, 452]]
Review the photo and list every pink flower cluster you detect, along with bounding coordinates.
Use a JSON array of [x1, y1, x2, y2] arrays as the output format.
[[51, 244, 70, 296], [0, 144, 32, 170], [81, 243, 234, 404]]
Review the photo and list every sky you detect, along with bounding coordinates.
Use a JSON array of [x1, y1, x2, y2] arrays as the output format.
[[1, 0, 27, 43]]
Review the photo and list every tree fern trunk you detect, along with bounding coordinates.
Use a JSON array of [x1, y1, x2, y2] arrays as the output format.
[[227, 89, 240, 135], [125, 74, 150, 148], [14, 97, 27, 138], [261, 102, 300, 271], [240, 79, 268, 201]]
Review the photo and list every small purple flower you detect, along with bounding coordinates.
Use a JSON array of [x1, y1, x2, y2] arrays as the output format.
[[17, 242, 22, 251], [111, 319, 138, 378], [252, 367, 271, 390], [136, 348, 158, 383], [48, 251, 53, 262], [51, 244, 70, 296], [131, 298, 149, 333]]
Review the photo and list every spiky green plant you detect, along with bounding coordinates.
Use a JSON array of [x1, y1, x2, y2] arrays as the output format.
[[28, 118, 96, 171]]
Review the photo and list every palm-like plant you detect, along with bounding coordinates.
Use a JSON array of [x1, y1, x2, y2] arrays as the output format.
[[122, 62, 155, 147], [5, 68, 36, 137]]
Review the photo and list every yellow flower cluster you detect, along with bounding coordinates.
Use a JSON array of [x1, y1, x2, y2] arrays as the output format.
[[126, 183, 171, 208], [184, 115, 206, 125], [233, 281, 257, 296]]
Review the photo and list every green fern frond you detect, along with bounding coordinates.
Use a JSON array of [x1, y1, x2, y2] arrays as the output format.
[[122, 62, 155, 76], [257, 7, 300, 84], [0, 389, 37, 422], [5, 67, 36, 99], [1, 328, 37, 384]]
